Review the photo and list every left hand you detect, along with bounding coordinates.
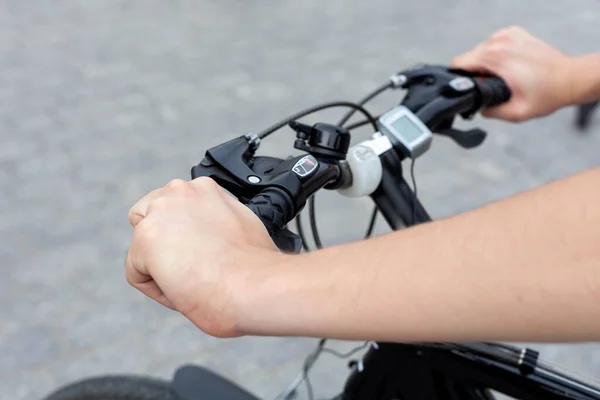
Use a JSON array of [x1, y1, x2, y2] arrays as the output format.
[[125, 177, 280, 338], [452, 26, 575, 122]]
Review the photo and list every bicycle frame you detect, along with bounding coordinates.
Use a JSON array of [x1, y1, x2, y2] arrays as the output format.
[[342, 342, 600, 399]]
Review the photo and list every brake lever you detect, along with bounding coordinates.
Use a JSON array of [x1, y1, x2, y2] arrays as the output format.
[[392, 64, 500, 151], [191, 134, 261, 202], [273, 229, 303, 253], [191, 124, 347, 254], [436, 127, 487, 149], [191, 134, 307, 208], [397, 64, 481, 116]]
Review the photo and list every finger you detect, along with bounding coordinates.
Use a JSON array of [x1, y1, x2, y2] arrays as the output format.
[[125, 247, 176, 310], [214, 184, 246, 211], [133, 280, 177, 310], [484, 108, 528, 123], [128, 187, 165, 227], [188, 177, 245, 214], [128, 179, 193, 227], [188, 177, 224, 198], [480, 104, 522, 122], [188, 178, 274, 245], [205, 179, 266, 222], [451, 45, 491, 74], [480, 106, 505, 119]]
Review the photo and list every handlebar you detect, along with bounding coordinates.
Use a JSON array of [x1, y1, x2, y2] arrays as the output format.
[[246, 188, 295, 236], [479, 76, 512, 107], [190, 64, 512, 252], [407, 74, 511, 130], [370, 151, 431, 229], [415, 95, 478, 131]]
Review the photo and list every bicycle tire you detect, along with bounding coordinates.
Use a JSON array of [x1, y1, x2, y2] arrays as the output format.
[[42, 375, 179, 400]]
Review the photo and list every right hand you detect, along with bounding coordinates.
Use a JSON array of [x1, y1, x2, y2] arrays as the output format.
[[126, 177, 283, 338], [452, 26, 576, 122]]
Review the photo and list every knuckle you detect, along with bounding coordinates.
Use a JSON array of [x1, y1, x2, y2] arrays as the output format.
[[150, 196, 171, 210], [502, 25, 523, 35], [451, 56, 463, 66], [166, 178, 189, 191], [510, 106, 530, 122], [489, 33, 508, 45], [506, 25, 525, 33], [491, 26, 522, 42], [485, 43, 508, 58], [192, 176, 219, 192]]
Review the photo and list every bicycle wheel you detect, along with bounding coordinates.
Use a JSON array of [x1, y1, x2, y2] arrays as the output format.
[[42, 376, 179, 400]]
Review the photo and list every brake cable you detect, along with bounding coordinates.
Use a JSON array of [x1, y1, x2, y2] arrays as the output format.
[[344, 114, 383, 131], [256, 101, 378, 139], [275, 83, 397, 400], [306, 82, 394, 250]]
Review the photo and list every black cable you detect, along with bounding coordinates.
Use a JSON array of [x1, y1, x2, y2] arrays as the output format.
[[337, 82, 392, 126], [257, 101, 378, 139], [295, 212, 311, 252], [364, 206, 378, 239], [344, 114, 383, 131], [306, 85, 392, 250], [337, 85, 391, 243], [264, 100, 380, 251], [410, 159, 418, 225]]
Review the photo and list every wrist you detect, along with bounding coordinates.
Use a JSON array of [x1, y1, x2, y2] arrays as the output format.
[[231, 250, 302, 336], [231, 248, 351, 338], [566, 54, 600, 105]]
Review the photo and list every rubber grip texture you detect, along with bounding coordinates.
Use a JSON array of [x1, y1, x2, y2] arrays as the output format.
[[479, 77, 512, 107], [246, 188, 293, 236]]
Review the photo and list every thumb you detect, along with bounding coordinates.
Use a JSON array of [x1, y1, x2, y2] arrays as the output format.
[[451, 46, 490, 74], [480, 106, 506, 119]]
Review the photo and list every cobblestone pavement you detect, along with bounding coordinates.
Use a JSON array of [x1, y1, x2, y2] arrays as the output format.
[[1, 1, 600, 399]]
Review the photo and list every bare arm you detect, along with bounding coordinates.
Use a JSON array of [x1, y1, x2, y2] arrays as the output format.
[[572, 53, 600, 104], [239, 166, 600, 342]]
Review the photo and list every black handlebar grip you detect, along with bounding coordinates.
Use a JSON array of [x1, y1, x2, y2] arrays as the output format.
[[246, 188, 295, 236], [478, 77, 512, 108]]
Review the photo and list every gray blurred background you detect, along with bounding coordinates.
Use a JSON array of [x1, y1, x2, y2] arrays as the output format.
[[1, 1, 600, 399]]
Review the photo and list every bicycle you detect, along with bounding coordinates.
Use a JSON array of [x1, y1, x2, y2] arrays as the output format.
[[42, 64, 600, 400]]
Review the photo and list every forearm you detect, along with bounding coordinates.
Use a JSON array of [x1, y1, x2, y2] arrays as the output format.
[[570, 53, 600, 104], [239, 167, 600, 342]]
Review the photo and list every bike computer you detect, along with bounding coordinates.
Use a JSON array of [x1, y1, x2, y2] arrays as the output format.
[[377, 105, 433, 158]]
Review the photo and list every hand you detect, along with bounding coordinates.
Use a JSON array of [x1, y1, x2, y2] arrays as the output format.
[[126, 177, 281, 338], [452, 26, 576, 122]]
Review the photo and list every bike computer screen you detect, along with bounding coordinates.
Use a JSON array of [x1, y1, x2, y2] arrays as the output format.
[[377, 106, 433, 158]]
